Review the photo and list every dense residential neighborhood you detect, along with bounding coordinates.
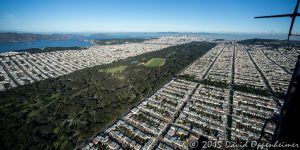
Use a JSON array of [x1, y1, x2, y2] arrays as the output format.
[[0, 36, 202, 91], [82, 41, 299, 150], [1, 0, 299, 149], [1, 36, 299, 149]]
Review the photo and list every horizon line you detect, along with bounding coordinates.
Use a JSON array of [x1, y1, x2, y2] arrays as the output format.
[[0, 31, 289, 35]]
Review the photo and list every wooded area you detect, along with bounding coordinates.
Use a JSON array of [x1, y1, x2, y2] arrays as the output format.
[[0, 41, 216, 150]]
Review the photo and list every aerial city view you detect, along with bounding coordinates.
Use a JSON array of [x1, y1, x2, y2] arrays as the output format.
[[0, 0, 299, 150]]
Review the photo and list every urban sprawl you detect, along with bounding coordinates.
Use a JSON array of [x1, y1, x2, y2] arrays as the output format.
[[0, 36, 299, 149], [0, 36, 199, 91], [82, 40, 299, 149]]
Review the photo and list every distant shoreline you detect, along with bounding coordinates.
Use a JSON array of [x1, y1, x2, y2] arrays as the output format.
[[0, 40, 92, 53], [0, 37, 158, 53], [0, 33, 162, 53], [1, 32, 300, 53]]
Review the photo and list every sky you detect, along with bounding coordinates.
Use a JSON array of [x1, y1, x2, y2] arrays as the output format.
[[0, 0, 298, 33]]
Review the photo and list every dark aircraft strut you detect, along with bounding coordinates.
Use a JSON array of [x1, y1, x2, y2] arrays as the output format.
[[255, 0, 300, 42]]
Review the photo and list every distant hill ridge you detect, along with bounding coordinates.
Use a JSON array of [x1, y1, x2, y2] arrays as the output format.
[[0, 32, 73, 43]]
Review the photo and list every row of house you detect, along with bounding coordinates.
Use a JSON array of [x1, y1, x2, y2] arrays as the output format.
[[82, 42, 299, 149], [234, 45, 266, 90], [0, 36, 202, 91], [249, 45, 291, 95]]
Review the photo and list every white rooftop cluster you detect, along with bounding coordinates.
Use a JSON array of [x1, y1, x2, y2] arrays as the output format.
[[248, 45, 292, 94], [83, 41, 299, 150], [234, 45, 266, 90]]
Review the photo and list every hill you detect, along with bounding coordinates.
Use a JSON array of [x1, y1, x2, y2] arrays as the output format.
[[0, 32, 72, 43]]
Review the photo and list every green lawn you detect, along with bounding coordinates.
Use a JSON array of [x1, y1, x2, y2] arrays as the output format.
[[144, 58, 166, 68], [99, 65, 127, 75]]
